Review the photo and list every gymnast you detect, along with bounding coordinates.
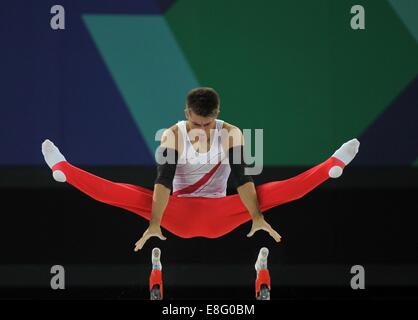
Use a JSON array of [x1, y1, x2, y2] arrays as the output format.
[[41, 87, 360, 252]]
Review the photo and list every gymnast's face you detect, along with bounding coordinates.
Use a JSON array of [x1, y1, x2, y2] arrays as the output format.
[[185, 110, 217, 140]]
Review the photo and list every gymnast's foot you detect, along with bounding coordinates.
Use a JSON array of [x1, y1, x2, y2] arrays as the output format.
[[255, 247, 269, 274], [329, 138, 360, 178], [41, 139, 67, 182]]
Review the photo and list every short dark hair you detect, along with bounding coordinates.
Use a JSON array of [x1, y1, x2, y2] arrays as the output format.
[[186, 87, 220, 117]]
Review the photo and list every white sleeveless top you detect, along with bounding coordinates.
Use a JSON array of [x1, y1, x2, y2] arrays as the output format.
[[173, 119, 231, 197]]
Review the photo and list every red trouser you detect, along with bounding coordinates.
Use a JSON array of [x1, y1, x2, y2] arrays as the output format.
[[52, 156, 344, 238]]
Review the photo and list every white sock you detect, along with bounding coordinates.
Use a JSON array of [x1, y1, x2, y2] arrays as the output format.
[[332, 138, 360, 165], [329, 138, 360, 178], [41, 139, 67, 182], [255, 247, 269, 274], [152, 248, 162, 271]]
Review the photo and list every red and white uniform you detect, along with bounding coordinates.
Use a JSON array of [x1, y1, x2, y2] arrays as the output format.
[[173, 119, 231, 198]]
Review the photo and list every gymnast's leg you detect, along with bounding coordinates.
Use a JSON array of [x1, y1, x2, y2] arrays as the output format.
[[40, 138, 360, 239], [256, 139, 360, 211], [41, 139, 153, 218]]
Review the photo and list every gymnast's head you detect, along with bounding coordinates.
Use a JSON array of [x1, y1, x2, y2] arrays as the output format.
[[185, 87, 220, 136]]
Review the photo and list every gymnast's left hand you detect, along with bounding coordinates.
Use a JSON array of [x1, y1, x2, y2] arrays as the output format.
[[134, 224, 167, 252], [247, 215, 282, 243]]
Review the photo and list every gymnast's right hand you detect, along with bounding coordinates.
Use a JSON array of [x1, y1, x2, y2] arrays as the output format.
[[134, 223, 167, 252]]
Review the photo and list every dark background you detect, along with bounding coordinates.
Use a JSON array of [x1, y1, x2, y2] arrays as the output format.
[[1, 167, 417, 300]]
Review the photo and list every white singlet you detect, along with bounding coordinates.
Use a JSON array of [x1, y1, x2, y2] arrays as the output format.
[[172, 119, 231, 197]]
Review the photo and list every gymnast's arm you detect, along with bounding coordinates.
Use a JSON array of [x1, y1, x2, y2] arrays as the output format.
[[134, 129, 178, 252], [226, 126, 281, 243]]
